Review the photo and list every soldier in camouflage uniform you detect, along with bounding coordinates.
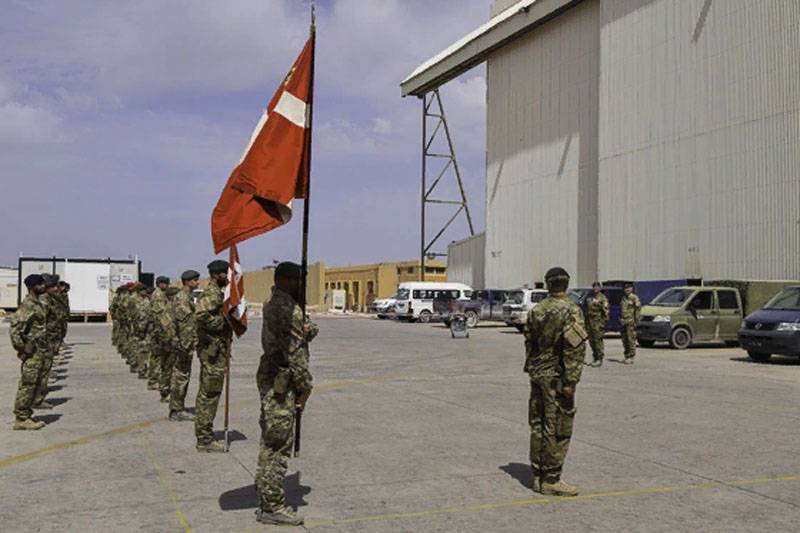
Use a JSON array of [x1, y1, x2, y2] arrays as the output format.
[[586, 281, 609, 367], [159, 287, 180, 403], [33, 274, 61, 409], [9, 275, 49, 430], [147, 277, 171, 391], [169, 270, 199, 422], [56, 281, 70, 355], [619, 282, 641, 364], [110, 286, 126, 350], [194, 260, 233, 453], [523, 267, 586, 497], [131, 284, 154, 379], [255, 262, 317, 526], [122, 283, 140, 368]]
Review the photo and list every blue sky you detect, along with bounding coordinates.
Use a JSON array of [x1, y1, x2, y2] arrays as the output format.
[[0, 0, 489, 277]]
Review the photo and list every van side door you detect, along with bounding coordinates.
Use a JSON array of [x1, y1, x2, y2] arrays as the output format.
[[688, 290, 717, 341], [716, 289, 742, 340]]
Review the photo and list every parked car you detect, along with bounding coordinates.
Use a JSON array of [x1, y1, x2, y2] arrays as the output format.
[[446, 289, 509, 328], [568, 286, 625, 333], [394, 282, 472, 323], [502, 288, 548, 331], [636, 286, 743, 349], [369, 296, 397, 319], [738, 284, 800, 362]]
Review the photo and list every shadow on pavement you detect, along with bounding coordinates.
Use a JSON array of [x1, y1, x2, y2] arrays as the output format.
[[48, 397, 70, 406], [214, 429, 248, 443], [47, 385, 65, 393], [38, 414, 63, 425], [729, 356, 800, 366], [499, 462, 533, 490], [218, 473, 311, 511]]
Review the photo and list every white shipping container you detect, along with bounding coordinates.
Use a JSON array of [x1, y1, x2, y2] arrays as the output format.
[[0, 267, 18, 309]]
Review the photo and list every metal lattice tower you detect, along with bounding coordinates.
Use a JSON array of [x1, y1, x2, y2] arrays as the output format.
[[419, 89, 475, 280]]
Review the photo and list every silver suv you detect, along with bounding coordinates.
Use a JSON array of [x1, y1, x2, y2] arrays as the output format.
[[503, 288, 548, 331]]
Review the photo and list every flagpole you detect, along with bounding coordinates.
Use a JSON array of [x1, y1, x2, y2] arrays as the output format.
[[296, 0, 316, 459]]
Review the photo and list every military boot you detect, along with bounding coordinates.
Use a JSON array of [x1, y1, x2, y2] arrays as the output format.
[[13, 418, 46, 431], [541, 479, 579, 497], [623, 358, 634, 365], [196, 440, 227, 453], [168, 410, 195, 422], [532, 477, 542, 493], [256, 506, 304, 526], [590, 359, 603, 368], [34, 400, 54, 410]]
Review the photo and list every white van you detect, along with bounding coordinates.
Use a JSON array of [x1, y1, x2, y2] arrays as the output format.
[[394, 282, 473, 323]]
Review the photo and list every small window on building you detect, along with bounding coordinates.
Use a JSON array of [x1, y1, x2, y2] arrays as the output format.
[[717, 291, 739, 310], [367, 281, 374, 294], [407, 267, 415, 274]]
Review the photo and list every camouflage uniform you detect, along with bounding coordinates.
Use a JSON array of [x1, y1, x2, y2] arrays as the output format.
[[620, 292, 641, 361], [170, 289, 196, 413], [255, 288, 317, 513], [585, 292, 609, 363], [159, 292, 179, 401], [33, 293, 61, 406], [123, 290, 139, 365], [110, 291, 122, 347], [524, 294, 585, 485], [10, 294, 50, 422], [131, 292, 153, 377], [194, 282, 233, 446], [148, 287, 169, 389]]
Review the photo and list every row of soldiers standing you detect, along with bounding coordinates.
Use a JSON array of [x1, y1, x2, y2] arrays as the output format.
[[109, 261, 233, 452], [10, 273, 71, 430]]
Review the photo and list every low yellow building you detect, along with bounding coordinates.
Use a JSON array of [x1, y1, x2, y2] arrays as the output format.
[[324, 260, 446, 312]]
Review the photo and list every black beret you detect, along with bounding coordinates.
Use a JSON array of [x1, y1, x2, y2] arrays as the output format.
[[624, 282, 634, 289], [207, 260, 229, 274], [181, 270, 200, 281], [275, 261, 302, 280], [166, 287, 180, 297], [43, 274, 59, 288], [24, 274, 45, 288], [544, 267, 570, 282], [156, 276, 170, 285]]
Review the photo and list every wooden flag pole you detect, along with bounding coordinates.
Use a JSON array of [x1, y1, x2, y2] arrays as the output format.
[[295, 1, 316, 459], [224, 343, 231, 451]]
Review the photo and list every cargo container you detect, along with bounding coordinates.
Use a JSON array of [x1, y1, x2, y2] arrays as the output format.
[[18, 257, 141, 319], [0, 267, 18, 310]]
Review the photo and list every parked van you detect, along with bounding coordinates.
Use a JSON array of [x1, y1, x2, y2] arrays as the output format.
[[568, 286, 625, 333], [394, 282, 473, 323], [636, 286, 743, 349], [738, 284, 800, 361], [503, 288, 548, 331]]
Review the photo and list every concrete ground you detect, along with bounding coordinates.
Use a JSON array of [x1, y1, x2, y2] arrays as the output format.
[[1, 317, 799, 532]]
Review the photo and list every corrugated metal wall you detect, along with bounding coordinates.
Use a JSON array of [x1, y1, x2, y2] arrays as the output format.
[[597, 0, 800, 281], [484, 0, 800, 287], [485, 0, 600, 287], [447, 232, 486, 288]]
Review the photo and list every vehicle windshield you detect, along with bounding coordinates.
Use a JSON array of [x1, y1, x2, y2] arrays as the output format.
[[763, 287, 800, 311], [396, 289, 409, 301], [508, 291, 525, 304], [650, 288, 695, 307]]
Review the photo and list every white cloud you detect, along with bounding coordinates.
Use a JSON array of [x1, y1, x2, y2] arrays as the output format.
[[0, 101, 63, 144]]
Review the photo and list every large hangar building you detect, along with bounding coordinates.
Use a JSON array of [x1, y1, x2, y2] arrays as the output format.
[[402, 0, 800, 288]]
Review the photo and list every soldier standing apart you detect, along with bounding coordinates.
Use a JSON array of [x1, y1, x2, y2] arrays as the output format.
[[524, 267, 586, 496], [169, 270, 199, 422], [148, 277, 170, 391], [586, 281, 609, 367], [10, 275, 49, 430], [194, 260, 233, 453], [159, 287, 181, 403], [255, 262, 317, 526], [619, 282, 641, 365]]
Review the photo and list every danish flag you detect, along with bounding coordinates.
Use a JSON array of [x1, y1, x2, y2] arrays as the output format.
[[223, 244, 247, 337]]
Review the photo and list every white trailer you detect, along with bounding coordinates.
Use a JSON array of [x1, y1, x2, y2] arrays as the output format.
[[17, 257, 140, 319], [0, 267, 18, 310]]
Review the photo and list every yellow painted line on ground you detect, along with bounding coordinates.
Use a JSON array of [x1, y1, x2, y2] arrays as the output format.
[[233, 475, 800, 532], [144, 439, 193, 533], [0, 372, 414, 470]]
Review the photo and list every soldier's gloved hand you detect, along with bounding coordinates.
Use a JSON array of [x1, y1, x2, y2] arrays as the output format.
[[561, 383, 576, 399], [296, 390, 311, 410]]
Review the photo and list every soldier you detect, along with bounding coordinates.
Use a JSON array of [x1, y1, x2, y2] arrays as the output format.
[[131, 284, 154, 379], [194, 260, 233, 453], [123, 283, 140, 368], [159, 287, 181, 403], [586, 281, 609, 367], [147, 276, 171, 391], [169, 270, 199, 422], [33, 274, 61, 409], [56, 281, 70, 355], [619, 282, 641, 364], [110, 286, 126, 350], [9, 274, 49, 430], [524, 267, 586, 497], [255, 262, 317, 526]]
